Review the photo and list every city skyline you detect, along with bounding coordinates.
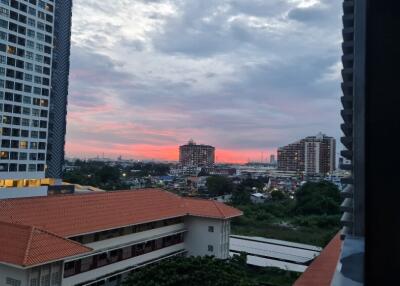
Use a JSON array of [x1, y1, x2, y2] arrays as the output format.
[[65, 0, 343, 163]]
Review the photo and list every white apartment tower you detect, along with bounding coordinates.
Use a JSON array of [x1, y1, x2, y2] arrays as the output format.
[[0, 0, 59, 198]]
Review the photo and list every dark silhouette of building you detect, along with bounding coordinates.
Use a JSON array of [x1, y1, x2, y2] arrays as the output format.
[[46, 0, 73, 179], [179, 140, 215, 167], [296, 1, 400, 285]]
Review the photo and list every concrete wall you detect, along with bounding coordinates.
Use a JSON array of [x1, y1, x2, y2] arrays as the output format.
[[0, 186, 47, 199], [184, 217, 230, 259], [0, 264, 29, 286], [84, 223, 185, 251], [28, 262, 62, 286]]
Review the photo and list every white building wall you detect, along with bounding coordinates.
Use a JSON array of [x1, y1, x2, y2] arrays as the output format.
[[184, 216, 230, 259], [0, 264, 29, 286], [0, 186, 47, 199], [315, 142, 320, 174]]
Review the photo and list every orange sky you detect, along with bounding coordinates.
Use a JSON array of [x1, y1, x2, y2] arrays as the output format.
[[66, 141, 276, 164]]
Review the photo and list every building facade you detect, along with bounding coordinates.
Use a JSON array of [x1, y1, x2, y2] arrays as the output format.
[[277, 133, 336, 175], [0, 189, 242, 286], [277, 140, 304, 173], [269, 154, 276, 165], [46, 0, 72, 179], [179, 140, 215, 167], [0, 0, 68, 198]]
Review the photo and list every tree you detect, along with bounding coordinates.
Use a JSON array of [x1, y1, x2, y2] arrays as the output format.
[[295, 181, 341, 215], [270, 190, 287, 201], [206, 176, 234, 196], [122, 255, 254, 286], [231, 185, 252, 205]]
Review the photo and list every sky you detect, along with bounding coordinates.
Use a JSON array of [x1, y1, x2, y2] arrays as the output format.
[[66, 0, 343, 163]]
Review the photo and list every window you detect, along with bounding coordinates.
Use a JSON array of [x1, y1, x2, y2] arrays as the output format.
[[51, 272, 60, 285], [6, 277, 21, 286], [80, 256, 93, 272], [40, 274, 50, 286], [208, 245, 214, 252], [208, 226, 214, 232]]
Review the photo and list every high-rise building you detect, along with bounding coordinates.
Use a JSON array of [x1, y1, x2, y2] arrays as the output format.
[[0, 0, 70, 199], [296, 1, 400, 284], [277, 140, 305, 172], [179, 140, 215, 167], [270, 154, 276, 164], [46, 0, 72, 179], [277, 133, 336, 175]]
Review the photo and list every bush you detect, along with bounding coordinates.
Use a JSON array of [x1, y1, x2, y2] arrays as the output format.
[[295, 181, 341, 215]]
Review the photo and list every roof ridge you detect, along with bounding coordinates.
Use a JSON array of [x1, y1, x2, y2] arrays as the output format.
[[22, 226, 35, 266], [21, 226, 92, 267], [212, 200, 225, 218], [33, 227, 93, 251], [0, 188, 164, 202]]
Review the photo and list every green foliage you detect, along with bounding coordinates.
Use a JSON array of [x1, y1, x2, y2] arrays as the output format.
[[122, 255, 299, 286], [231, 186, 252, 205], [122, 256, 254, 286], [230, 180, 341, 247], [231, 178, 267, 205], [206, 176, 234, 196], [295, 181, 341, 215], [270, 190, 287, 201], [63, 161, 170, 190]]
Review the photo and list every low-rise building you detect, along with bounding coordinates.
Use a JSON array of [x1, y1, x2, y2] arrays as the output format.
[[0, 189, 241, 286], [250, 192, 268, 204]]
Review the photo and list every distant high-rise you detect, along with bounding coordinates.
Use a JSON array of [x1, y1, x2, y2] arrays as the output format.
[[179, 140, 215, 167], [277, 133, 336, 175], [270, 154, 276, 164], [0, 0, 71, 198]]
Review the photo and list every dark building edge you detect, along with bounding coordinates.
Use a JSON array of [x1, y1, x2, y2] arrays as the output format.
[[46, 0, 73, 179]]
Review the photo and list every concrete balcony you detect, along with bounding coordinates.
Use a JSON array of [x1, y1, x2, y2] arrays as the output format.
[[341, 123, 353, 137], [341, 185, 354, 198], [341, 212, 353, 228], [340, 136, 353, 150], [341, 198, 353, 213], [340, 149, 352, 160], [62, 243, 185, 286]]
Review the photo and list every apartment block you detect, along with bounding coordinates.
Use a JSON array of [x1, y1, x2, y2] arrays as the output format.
[[179, 140, 215, 167], [0, 189, 242, 286], [0, 0, 69, 198], [277, 133, 336, 175]]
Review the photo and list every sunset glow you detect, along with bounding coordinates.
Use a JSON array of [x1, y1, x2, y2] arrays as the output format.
[[66, 141, 275, 164], [65, 0, 342, 163]]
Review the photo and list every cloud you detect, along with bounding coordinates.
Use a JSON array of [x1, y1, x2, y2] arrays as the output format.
[[65, 0, 343, 162]]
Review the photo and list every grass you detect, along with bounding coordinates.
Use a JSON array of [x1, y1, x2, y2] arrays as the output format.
[[231, 222, 338, 247], [230, 203, 340, 247]]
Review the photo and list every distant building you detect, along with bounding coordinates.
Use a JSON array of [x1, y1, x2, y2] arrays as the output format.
[[277, 141, 305, 173], [250, 193, 268, 204], [179, 140, 215, 167], [270, 155, 276, 164], [278, 133, 336, 175], [0, 189, 242, 286]]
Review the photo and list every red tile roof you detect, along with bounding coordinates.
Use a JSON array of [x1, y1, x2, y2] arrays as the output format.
[[294, 233, 342, 286], [183, 197, 242, 219], [0, 221, 91, 267], [0, 189, 242, 267]]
